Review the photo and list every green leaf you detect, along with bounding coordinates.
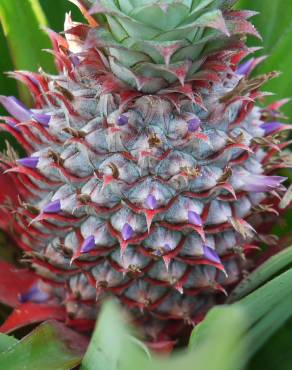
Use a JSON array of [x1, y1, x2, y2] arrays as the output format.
[[249, 316, 292, 370], [82, 300, 247, 370], [232, 269, 292, 364], [0, 320, 86, 370], [228, 246, 292, 302], [244, 293, 292, 360], [189, 268, 292, 369], [81, 301, 149, 370], [39, 0, 83, 31], [0, 333, 17, 353], [80, 300, 128, 370], [234, 268, 292, 326], [0, 0, 56, 102], [84, 267, 292, 370], [188, 305, 247, 370]]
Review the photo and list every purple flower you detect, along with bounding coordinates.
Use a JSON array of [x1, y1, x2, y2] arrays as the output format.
[[146, 194, 157, 210], [187, 117, 201, 132], [164, 243, 172, 252], [19, 284, 49, 303], [203, 245, 221, 264], [43, 200, 61, 214], [17, 156, 39, 169], [0, 96, 32, 122], [32, 112, 51, 127], [188, 210, 202, 226], [117, 114, 129, 126], [153, 249, 162, 257], [241, 175, 286, 192], [70, 55, 80, 67], [260, 122, 282, 135], [0, 96, 51, 126], [237, 58, 255, 76], [5, 119, 21, 132], [81, 235, 96, 253], [121, 223, 134, 241]]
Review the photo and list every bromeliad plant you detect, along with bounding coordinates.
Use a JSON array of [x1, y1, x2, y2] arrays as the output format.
[[0, 0, 291, 366]]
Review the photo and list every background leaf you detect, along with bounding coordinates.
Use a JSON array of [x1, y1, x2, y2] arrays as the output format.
[[188, 305, 247, 370], [39, 0, 83, 31], [0, 333, 17, 352], [190, 267, 292, 368], [81, 300, 247, 370], [249, 317, 292, 370], [0, 320, 87, 370], [80, 301, 150, 370], [0, 0, 55, 103]]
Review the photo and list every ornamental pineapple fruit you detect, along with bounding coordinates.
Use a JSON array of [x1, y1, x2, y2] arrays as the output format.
[[0, 0, 290, 345]]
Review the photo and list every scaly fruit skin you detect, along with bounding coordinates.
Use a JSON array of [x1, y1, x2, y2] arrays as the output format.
[[0, 0, 290, 344]]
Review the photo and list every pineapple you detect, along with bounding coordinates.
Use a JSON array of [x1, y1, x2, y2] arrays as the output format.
[[0, 0, 290, 345]]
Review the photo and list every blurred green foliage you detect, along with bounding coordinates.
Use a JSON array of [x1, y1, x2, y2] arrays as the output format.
[[39, 0, 83, 30]]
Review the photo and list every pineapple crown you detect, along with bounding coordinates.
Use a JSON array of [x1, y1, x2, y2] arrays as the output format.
[[67, 0, 260, 92]]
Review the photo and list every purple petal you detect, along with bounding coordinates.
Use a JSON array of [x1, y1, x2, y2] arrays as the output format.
[[6, 119, 21, 132], [121, 223, 134, 241], [0, 96, 51, 127], [32, 112, 51, 127], [19, 285, 49, 303], [164, 243, 172, 251], [70, 55, 80, 67], [187, 117, 201, 132], [27, 74, 41, 87], [203, 245, 221, 264], [43, 199, 61, 214], [0, 96, 31, 122], [188, 210, 202, 226], [81, 235, 96, 253], [242, 175, 286, 192], [117, 114, 128, 126], [260, 122, 282, 135], [146, 194, 157, 210], [17, 156, 39, 169], [237, 58, 255, 76]]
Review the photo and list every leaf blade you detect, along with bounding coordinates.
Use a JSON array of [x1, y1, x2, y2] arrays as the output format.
[[0, 321, 87, 370], [0, 333, 17, 353], [228, 246, 292, 302], [0, 0, 55, 102]]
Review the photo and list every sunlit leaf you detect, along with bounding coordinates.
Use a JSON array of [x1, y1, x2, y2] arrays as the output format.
[[39, 0, 83, 31], [0, 0, 55, 102]]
